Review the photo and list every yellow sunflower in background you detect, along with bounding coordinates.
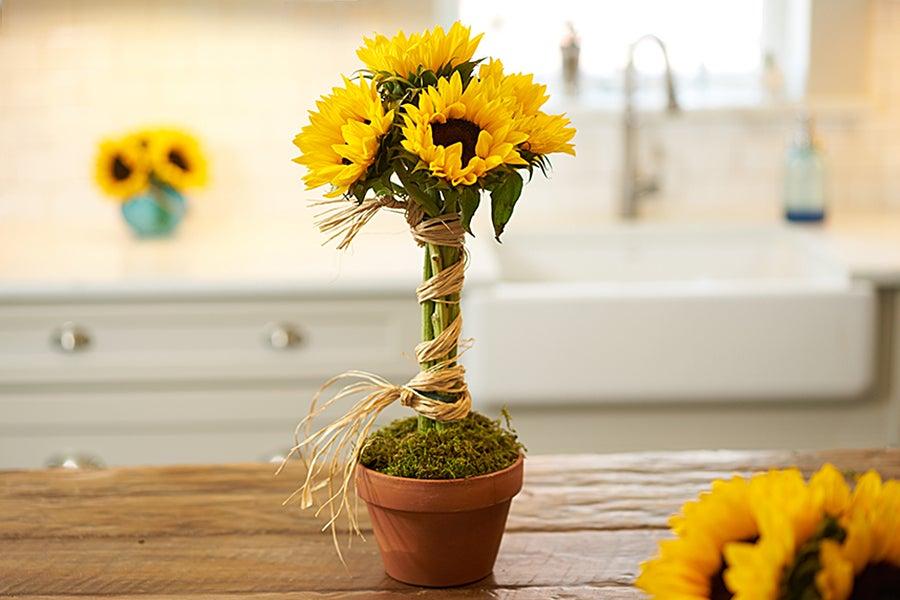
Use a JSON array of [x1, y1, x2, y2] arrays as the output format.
[[151, 129, 207, 190], [123, 128, 156, 152], [357, 22, 482, 78], [636, 476, 758, 600], [816, 472, 900, 600], [400, 71, 527, 186], [94, 138, 149, 200], [294, 77, 394, 198], [479, 59, 576, 156]]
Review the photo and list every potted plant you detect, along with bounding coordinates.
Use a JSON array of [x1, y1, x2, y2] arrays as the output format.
[[94, 128, 206, 237], [281, 22, 575, 587]]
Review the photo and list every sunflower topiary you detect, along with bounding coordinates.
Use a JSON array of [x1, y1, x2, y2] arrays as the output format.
[[282, 21, 575, 551]]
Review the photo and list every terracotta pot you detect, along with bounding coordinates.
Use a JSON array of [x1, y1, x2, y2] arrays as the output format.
[[356, 455, 524, 587]]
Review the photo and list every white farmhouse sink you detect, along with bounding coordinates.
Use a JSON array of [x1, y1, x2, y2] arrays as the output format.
[[464, 225, 875, 403]]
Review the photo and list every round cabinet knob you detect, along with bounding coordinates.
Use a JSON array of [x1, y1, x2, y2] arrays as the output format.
[[264, 322, 303, 351], [51, 322, 92, 353], [45, 452, 106, 470]]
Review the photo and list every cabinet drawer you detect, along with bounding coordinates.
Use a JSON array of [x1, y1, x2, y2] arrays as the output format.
[[0, 386, 413, 468], [0, 299, 419, 386]]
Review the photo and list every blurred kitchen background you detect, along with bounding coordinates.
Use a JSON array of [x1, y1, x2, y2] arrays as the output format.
[[1, 0, 899, 468]]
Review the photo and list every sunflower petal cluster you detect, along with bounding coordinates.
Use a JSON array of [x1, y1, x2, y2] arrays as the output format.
[[637, 464, 900, 600], [294, 77, 393, 198], [94, 127, 206, 200], [293, 21, 576, 241]]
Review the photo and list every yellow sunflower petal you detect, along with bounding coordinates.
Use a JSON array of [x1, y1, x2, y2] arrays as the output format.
[[637, 475, 759, 600], [816, 540, 855, 600]]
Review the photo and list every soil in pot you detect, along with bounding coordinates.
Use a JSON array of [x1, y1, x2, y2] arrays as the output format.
[[359, 411, 523, 478], [357, 412, 525, 587]]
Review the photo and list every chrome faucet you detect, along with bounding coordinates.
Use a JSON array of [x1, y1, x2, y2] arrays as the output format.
[[620, 35, 680, 219]]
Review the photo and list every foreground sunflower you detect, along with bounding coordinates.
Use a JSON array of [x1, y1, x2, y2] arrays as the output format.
[[94, 139, 148, 200], [638, 465, 859, 600], [639, 464, 900, 600]]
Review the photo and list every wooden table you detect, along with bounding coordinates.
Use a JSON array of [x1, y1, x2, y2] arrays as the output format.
[[2, 449, 898, 599]]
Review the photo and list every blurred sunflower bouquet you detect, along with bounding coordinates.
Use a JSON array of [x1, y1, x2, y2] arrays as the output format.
[[284, 22, 574, 556], [94, 128, 206, 237], [637, 464, 900, 600]]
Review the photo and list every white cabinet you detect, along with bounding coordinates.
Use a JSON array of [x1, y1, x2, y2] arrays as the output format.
[[0, 296, 420, 468]]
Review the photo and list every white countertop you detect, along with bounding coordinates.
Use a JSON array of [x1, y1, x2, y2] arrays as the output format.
[[0, 212, 897, 301], [814, 214, 900, 287], [0, 215, 498, 301]]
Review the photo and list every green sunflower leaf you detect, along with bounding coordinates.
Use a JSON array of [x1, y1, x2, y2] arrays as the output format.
[[458, 186, 481, 235], [489, 171, 523, 242]]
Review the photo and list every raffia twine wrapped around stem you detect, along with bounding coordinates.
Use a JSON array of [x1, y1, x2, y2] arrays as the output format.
[[276, 195, 472, 562]]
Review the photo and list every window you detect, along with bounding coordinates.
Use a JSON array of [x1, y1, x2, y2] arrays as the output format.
[[456, 0, 801, 109]]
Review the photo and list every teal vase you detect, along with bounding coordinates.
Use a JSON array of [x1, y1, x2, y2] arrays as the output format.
[[121, 183, 186, 238]]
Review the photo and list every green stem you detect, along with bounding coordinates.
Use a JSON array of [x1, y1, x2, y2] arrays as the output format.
[[416, 195, 464, 434], [418, 245, 435, 433]]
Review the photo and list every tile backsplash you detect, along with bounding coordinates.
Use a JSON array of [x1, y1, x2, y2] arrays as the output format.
[[0, 0, 898, 229]]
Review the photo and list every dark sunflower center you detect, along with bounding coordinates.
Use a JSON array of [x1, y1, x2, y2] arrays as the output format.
[[112, 155, 132, 181], [431, 118, 481, 166], [850, 562, 900, 600], [168, 149, 189, 171], [709, 566, 731, 600]]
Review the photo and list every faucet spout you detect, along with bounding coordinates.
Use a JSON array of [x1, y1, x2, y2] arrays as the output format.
[[626, 34, 680, 113], [620, 35, 680, 220]]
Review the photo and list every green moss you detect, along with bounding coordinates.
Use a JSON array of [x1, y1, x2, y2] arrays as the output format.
[[359, 410, 524, 479]]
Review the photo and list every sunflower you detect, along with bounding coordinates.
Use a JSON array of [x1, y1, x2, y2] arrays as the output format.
[[636, 476, 758, 600], [293, 77, 393, 198], [816, 472, 900, 600], [94, 138, 149, 200], [723, 466, 851, 600], [357, 22, 482, 79], [400, 71, 527, 186], [150, 129, 207, 190], [479, 59, 576, 157]]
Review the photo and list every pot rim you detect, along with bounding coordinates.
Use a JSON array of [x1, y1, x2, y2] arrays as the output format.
[[356, 454, 525, 513]]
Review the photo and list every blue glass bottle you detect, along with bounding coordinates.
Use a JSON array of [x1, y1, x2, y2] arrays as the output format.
[[784, 116, 826, 223]]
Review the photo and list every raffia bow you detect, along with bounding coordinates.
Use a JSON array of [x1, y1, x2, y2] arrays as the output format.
[[277, 195, 472, 562]]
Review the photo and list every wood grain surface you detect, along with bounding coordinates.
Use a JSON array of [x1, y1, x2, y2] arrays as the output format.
[[1, 449, 898, 599]]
